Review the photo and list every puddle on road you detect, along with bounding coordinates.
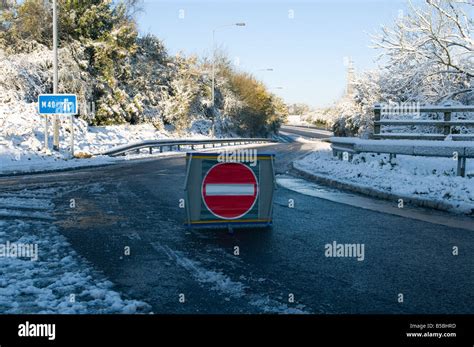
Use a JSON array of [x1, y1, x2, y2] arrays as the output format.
[[276, 175, 474, 232]]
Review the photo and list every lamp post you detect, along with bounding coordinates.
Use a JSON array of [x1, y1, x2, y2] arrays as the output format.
[[52, 0, 59, 151], [211, 22, 245, 136]]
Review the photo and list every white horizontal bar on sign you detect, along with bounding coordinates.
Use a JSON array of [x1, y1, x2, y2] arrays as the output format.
[[205, 184, 255, 196]]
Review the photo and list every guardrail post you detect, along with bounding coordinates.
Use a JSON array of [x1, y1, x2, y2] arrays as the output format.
[[373, 104, 381, 137], [149, 147, 152, 154], [191, 145, 194, 150], [457, 157, 466, 177], [443, 111, 451, 137], [159, 146, 163, 153], [177, 145, 180, 151]]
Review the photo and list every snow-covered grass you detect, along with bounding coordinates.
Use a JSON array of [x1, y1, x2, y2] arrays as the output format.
[[294, 141, 474, 214], [0, 189, 151, 313], [0, 101, 211, 175]]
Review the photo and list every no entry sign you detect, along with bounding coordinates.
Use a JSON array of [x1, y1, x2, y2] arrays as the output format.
[[202, 163, 258, 219], [184, 152, 275, 229]]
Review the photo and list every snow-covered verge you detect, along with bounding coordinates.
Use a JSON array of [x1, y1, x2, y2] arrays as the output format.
[[294, 141, 474, 214], [0, 101, 211, 175], [0, 188, 151, 313]]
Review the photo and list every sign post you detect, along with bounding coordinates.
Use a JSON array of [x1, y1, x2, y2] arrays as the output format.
[[69, 114, 74, 157], [44, 116, 49, 151], [38, 94, 78, 157]]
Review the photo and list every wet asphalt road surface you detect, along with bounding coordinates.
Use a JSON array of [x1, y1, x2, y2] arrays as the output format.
[[0, 141, 472, 314]]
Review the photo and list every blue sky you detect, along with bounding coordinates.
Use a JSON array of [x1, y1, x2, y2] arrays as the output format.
[[136, 0, 413, 108]]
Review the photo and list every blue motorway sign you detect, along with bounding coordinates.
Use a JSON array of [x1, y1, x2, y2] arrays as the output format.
[[38, 94, 77, 115]]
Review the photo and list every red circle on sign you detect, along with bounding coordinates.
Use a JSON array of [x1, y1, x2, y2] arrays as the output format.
[[201, 162, 258, 220]]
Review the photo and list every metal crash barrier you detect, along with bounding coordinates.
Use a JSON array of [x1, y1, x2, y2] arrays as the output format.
[[184, 152, 276, 229]]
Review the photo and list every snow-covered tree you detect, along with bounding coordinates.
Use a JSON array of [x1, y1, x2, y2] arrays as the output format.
[[331, 0, 473, 137], [0, 1, 286, 136], [371, 0, 473, 104], [159, 54, 210, 133]]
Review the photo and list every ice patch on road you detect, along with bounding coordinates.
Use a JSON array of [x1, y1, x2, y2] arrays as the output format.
[[86, 183, 106, 194], [0, 208, 54, 220], [249, 296, 307, 314], [0, 197, 54, 210], [153, 243, 246, 298], [152, 242, 309, 314], [277, 176, 337, 198]]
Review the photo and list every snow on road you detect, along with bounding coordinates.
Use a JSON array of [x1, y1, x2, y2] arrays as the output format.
[[0, 186, 151, 313], [295, 141, 474, 214]]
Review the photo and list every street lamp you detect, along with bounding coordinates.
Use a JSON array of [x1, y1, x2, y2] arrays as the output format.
[[52, 0, 59, 151], [211, 22, 245, 136]]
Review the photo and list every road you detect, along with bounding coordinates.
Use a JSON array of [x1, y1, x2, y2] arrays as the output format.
[[0, 139, 472, 314], [279, 125, 332, 140]]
